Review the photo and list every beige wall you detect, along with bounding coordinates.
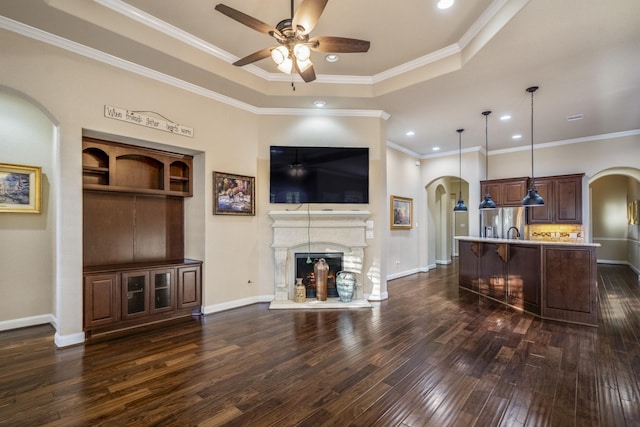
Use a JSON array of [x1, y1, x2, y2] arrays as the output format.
[[420, 136, 640, 274], [386, 148, 421, 278], [591, 175, 630, 262], [0, 29, 390, 342], [0, 89, 56, 324], [257, 115, 388, 299]]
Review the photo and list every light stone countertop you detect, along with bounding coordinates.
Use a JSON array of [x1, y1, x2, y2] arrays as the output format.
[[455, 236, 601, 247]]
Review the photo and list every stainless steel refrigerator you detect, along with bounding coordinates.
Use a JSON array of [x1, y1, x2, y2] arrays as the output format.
[[479, 206, 525, 239]]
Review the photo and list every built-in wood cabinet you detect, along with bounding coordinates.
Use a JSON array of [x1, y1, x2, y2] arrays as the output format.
[[82, 137, 201, 337], [82, 137, 193, 197], [83, 260, 201, 335], [480, 177, 528, 207], [527, 174, 583, 224]]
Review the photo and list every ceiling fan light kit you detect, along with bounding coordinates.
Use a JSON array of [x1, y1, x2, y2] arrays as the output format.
[[215, 0, 370, 83]]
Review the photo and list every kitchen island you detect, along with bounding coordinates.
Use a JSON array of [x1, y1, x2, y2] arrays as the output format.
[[455, 236, 600, 326]]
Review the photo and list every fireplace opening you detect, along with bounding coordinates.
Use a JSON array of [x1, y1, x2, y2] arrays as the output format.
[[295, 252, 344, 298]]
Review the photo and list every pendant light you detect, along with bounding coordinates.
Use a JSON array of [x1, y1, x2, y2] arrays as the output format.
[[453, 128, 467, 212], [479, 110, 496, 209], [521, 86, 545, 206]]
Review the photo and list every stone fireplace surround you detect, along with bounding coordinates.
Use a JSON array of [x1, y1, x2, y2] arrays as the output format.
[[269, 210, 372, 309]]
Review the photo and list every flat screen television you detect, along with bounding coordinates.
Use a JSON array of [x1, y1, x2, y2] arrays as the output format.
[[270, 146, 369, 204]]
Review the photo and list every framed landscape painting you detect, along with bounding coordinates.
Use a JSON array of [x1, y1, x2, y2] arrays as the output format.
[[0, 163, 41, 213], [390, 195, 412, 229], [213, 171, 255, 216]]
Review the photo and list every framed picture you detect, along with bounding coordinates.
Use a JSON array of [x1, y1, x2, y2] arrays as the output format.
[[0, 163, 41, 213], [390, 195, 412, 229], [213, 171, 255, 216]]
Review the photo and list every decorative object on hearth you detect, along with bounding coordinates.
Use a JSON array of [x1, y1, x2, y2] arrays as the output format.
[[336, 271, 356, 302], [453, 128, 467, 212], [314, 258, 329, 301], [294, 278, 306, 303], [521, 86, 545, 207], [479, 110, 496, 210], [215, 0, 370, 83]]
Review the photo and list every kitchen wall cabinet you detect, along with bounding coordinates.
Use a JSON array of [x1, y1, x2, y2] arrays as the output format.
[[83, 260, 201, 335], [480, 177, 528, 207], [527, 174, 583, 224]]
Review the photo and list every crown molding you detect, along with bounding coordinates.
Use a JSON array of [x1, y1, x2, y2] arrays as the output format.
[[93, 0, 508, 86], [413, 129, 640, 159], [0, 16, 390, 120]]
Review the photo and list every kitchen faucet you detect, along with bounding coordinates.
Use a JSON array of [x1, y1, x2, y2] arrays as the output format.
[[507, 226, 520, 239]]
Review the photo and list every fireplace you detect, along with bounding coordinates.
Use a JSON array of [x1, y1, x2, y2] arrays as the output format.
[[269, 210, 372, 309], [295, 252, 343, 298]]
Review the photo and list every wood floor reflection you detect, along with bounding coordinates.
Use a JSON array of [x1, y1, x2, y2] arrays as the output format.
[[1, 263, 639, 426]]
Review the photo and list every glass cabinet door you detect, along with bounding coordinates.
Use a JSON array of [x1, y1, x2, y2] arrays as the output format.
[[151, 269, 175, 313], [121, 271, 149, 319]]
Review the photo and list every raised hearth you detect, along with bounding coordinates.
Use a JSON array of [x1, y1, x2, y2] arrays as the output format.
[[269, 210, 372, 309]]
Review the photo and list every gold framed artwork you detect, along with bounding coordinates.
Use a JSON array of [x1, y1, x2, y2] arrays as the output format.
[[629, 200, 639, 225], [213, 171, 255, 216], [390, 195, 413, 229], [0, 163, 41, 213]]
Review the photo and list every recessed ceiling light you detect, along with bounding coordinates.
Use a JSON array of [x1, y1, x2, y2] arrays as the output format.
[[325, 54, 339, 63], [500, 115, 511, 121], [406, 130, 415, 136], [432, 146, 440, 151], [437, 0, 454, 9], [512, 134, 522, 140], [313, 100, 326, 107]]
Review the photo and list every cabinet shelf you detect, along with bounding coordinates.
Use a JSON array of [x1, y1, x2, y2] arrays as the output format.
[[82, 138, 193, 197]]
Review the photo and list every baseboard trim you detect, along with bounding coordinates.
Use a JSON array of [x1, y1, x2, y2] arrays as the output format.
[[202, 295, 273, 315], [387, 268, 420, 281], [0, 314, 53, 332], [54, 331, 85, 347]]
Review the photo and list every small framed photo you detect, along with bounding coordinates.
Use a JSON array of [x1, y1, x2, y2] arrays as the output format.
[[213, 171, 255, 216], [390, 195, 412, 229], [0, 163, 42, 213]]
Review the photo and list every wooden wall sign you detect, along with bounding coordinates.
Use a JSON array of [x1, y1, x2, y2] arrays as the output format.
[[104, 105, 194, 137]]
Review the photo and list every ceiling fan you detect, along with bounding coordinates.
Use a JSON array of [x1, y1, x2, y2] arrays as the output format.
[[214, 0, 370, 83]]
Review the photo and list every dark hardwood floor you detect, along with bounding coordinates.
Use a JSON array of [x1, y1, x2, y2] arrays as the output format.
[[1, 263, 639, 426]]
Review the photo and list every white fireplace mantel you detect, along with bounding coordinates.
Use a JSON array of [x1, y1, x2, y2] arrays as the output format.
[[269, 210, 371, 308]]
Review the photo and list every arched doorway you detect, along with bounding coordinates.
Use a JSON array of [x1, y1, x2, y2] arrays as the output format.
[[590, 167, 640, 274], [426, 176, 469, 268]]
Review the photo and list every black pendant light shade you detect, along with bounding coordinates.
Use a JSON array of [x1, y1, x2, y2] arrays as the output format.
[[479, 110, 496, 210], [453, 128, 467, 212], [522, 86, 545, 207]]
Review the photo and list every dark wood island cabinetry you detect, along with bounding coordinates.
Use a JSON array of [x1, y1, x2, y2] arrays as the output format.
[[456, 237, 598, 326]]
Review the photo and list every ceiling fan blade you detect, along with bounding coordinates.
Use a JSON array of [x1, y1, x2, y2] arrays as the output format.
[[296, 61, 317, 83], [233, 47, 273, 66], [309, 36, 371, 53], [215, 4, 280, 37], [292, 0, 328, 35]]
